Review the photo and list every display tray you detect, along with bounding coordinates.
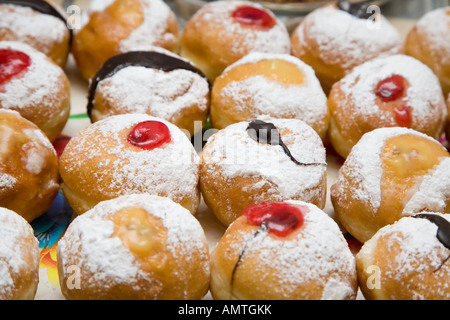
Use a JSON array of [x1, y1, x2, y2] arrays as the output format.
[[31, 1, 427, 300]]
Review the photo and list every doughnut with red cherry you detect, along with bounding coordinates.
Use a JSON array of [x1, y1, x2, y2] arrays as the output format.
[[331, 127, 450, 243], [0, 109, 60, 222], [328, 54, 448, 159], [210, 52, 329, 140], [0, 207, 40, 300], [180, 0, 291, 83], [72, 0, 180, 80], [210, 200, 358, 300], [405, 6, 450, 98], [57, 194, 210, 300], [200, 118, 327, 226], [291, 1, 402, 93], [88, 50, 210, 137], [59, 114, 201, 216], [0, 0, 72, 68], [0, 41, 70, 142], [356, 213, 450, 300]]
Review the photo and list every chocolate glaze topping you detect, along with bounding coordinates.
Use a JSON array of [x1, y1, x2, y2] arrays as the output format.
[[87, 51, 210, 118], [247, 119, 326, 167], [0, 0, 73, 44], [414, 213, 450, 272], [337, 0, 373, 19]]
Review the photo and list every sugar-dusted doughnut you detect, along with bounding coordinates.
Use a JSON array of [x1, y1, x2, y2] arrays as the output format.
[[331, 127, 450, 243], [291, 1, 402, 93], [59, 114, 200, 216], [200, 118, 327, 226], [180, 0, 290, 82], [328, 54, 447, 159], [210, 52, 329, 139], [57, 194, 210, 300], [356, 213, 450, 300], [210, 200, 357, 300]]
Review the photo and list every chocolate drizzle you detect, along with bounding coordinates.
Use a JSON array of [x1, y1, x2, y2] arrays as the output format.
[[86, 51, 211, 118], [337, 0, 373, 19], [414, 213, 450, 272], [0, 0, 73, 44], [247, 120, 326, 167]]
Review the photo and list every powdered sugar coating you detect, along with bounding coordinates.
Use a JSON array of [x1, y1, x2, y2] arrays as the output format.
[[117, 0, 178, 52], [61, 113, 200, 204], [0, 208, 39, 297], [332, 127, 441, 212], [360, 213, 450, 299], [218, 52, 328, 130], [202, 119, 326, 201], [223, 200, 356, 299], [95, 65, 209, 121], [57, 194, 209, 287], [337, 54, 447, 135], [0, 41, 68, 119], [293, 4, 402, 70], [194, 1, 290, 56], [0, 4, 67, 54], [415, 7, 450, 68]]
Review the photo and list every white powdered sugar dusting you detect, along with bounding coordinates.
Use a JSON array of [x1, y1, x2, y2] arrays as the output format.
[[403, 157, 450, 214], [63, 114, 199, 201], [58, 194, 209, 284], [197, 1, 290, 55], [0, 5, 67, 53], [96, 65, 209, 120], [0, 41, 65, 117], [415, 7, 450, 66], [333, 127, 439, 211], [118, 0, 176, 51], [367, 214, 450, 296], [0, 208, 39, 296], [339, 54, 446, 128], [229, 201, 356, 298], [219, 52, 327, 127], [203, 119, 326, 200], [295, 4, 402, 69]]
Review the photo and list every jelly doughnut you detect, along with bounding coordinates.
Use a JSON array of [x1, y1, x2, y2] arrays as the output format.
[[0, 0, 72, 67], [405, 6, 450, 98], [0, 41, 70, 142], [356, 213, 450, 300], [57, 194, 210, 300], [331, 127, 450, 243], [72, 0, 180, 80], [200, 118, 327, 226], [210, 200, 357, 300], [88, 50, 210, 137], [0, 109, 59, 222], [210, 52, 329, 139], [291, 1, 402, 93], [59, 114, 200, 216], [328, 54, 447, 159], [180, 0, 291, 82], [0, 207, 40, 300]]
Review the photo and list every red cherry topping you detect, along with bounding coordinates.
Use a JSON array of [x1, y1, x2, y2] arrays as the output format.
[[232, 5, 276, 29], [393, 105, 412, 127], [375, 75, 405, 102], [127, 120, 171, 150], [242, 202, 308, 237], [0, 49, 31, 86]]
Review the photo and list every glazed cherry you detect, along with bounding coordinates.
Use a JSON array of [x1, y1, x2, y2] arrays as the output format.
[[232, 5, 276, 29], [242, 202, 308, 237], [393, 105, 412, 127], [127, 120, 171, 150], [0, 49, 31, 86], [376, 75, 405, 102]]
